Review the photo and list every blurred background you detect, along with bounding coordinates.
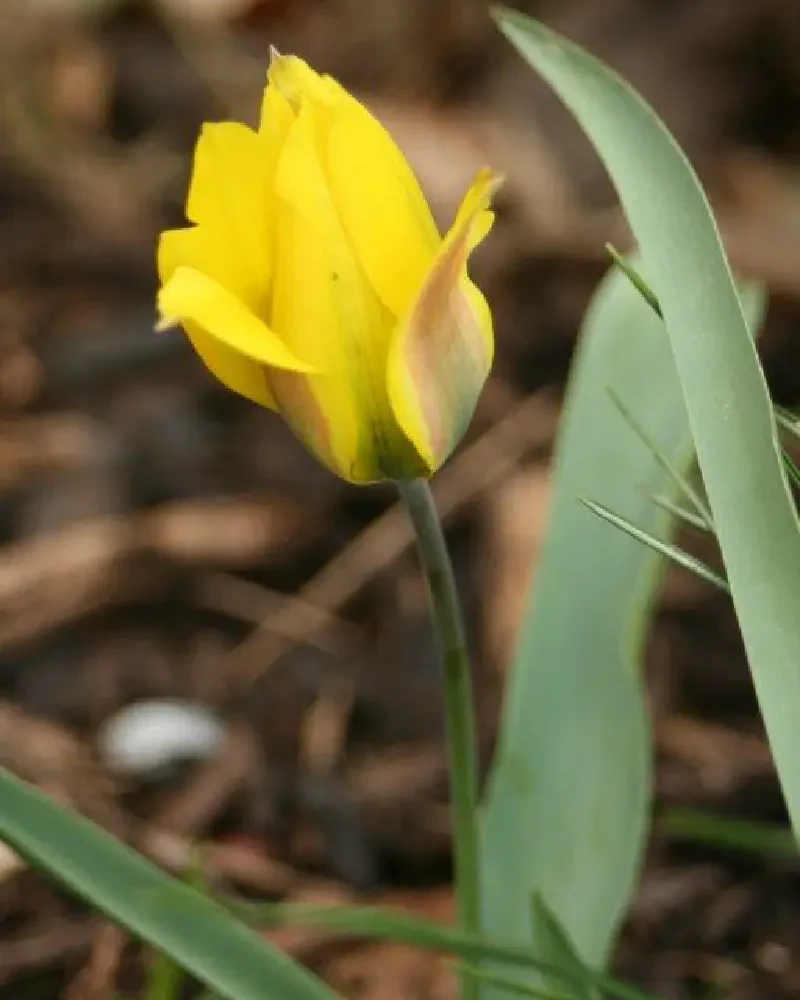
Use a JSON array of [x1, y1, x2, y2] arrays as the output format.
[[0, 0, 799, 997]]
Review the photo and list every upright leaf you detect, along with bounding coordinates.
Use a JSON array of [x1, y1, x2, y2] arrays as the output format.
[[480, 248, 764, 992], [493, 10, 800, 834]]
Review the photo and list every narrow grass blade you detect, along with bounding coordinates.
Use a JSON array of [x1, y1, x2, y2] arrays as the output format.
[[582, 499, 729, 592], [527, 895, 596, 1000], [775, 405, 800, 440], [0, 768, 337, 1000], [243, 902, 663, 1000], [605, 245, 662, 318], [782, 451, 800, 491], [661, 810, 796, 859], [492, 12, 800, 851], [643, 493, 711, 534], [608, 388, 714, 529], [461, 965, 578, 1000]]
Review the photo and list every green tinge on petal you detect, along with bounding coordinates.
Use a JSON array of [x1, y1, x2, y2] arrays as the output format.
[[270, 367, 428, 483]]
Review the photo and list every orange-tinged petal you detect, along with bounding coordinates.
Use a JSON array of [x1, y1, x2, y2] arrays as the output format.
[[322, 79, 441, 318], [386, 168, 500, 472], [158, 266, 315, 373]]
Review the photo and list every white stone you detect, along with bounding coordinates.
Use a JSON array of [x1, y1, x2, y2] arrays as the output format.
[[98, 699, 226, 776]]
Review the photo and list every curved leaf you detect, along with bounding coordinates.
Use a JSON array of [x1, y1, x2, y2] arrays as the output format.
[[492, 7, 800, 836], [0, 768, 337, 1000]]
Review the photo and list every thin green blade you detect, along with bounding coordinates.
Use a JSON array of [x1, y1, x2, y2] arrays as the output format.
[[527, 895, 597, 1000], [581, 499, 729, 593], [607, 387, 713, 529], [0, 768, 336, 1000], [643, 493, 711, 534], [244, 902, 662, 1000], [661, 809, 796, 860], [775, 405, 800, 440], [605, 244, 662, 318]]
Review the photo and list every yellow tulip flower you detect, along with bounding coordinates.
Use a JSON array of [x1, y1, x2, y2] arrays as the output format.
[[157, 53, 500, 483]]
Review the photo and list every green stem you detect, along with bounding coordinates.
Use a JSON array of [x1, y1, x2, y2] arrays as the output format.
[[398, 479, 482, 1000]]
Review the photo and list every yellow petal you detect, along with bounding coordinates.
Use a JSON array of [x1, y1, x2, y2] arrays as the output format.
[[257, 55, 303, 229], [158, 266, 315, 374], [258, 71, 296, 155], [158, 225, 252, 305], [184, 122, 271, 296], [322, 80, 441, 318], [270, 101, 425, 482], [158, 227, 198, 284], [182, 319, 277, 408], [386, 168, 500, 472]]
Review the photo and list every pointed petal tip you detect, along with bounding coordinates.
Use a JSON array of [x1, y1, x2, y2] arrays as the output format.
[[489, 170, 505, 196], [266, 52, 334, 109], [472, 167, 505, 205], [154, 314, 179, 334], [448, 167, 504, 252]]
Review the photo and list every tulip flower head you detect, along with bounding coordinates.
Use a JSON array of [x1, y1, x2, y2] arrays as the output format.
[[157, 53, 500, 483]]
